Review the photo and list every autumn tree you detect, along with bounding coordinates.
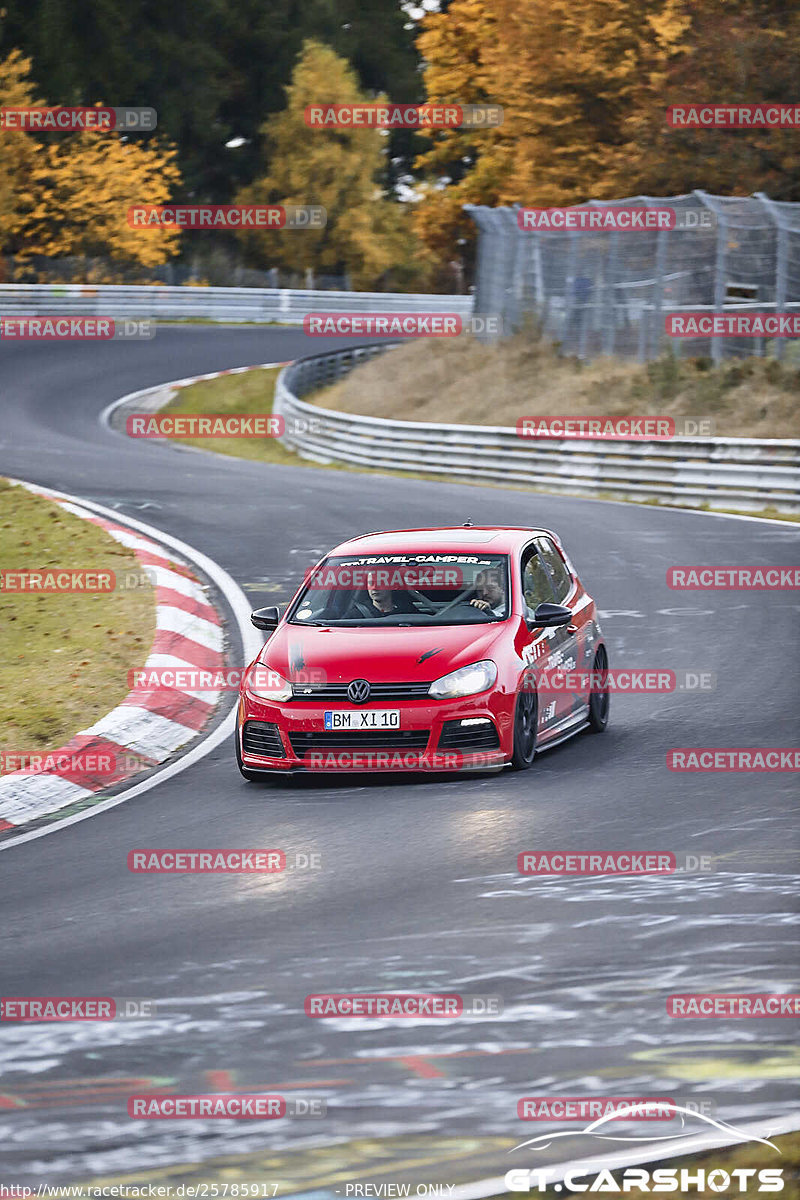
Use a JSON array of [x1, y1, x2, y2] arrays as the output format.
[[612, 0, 800, 200], [235, 40, 421, 290], [0, 49, 182, 271]]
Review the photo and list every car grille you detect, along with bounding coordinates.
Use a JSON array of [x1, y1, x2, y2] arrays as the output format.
[[438, 719, 500, 752], [242, 721, 286, 758], [288, 730, 430, 756], [290, 681, 432, 703]]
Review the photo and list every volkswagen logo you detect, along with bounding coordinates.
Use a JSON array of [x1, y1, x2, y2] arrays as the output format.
[[347, 678, 371, 704]]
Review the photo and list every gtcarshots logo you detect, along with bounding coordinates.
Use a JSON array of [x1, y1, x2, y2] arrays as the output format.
[[0, 318, 154, 340], [303, 313, 502, 337], [304, 993, 502, 1017], [507, 1104, 783, 1192], [505, 1167, 784, 1193]]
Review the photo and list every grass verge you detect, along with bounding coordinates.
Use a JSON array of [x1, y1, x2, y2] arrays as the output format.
[[163, 351, 800, 522], [311, 333, 800, 438], [158, 367, 319, 466], [0, 480, 155, 761]]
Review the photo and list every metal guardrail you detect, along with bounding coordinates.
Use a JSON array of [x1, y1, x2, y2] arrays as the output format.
[[0, 284, 473, 325], [274, 343, 800, 514]]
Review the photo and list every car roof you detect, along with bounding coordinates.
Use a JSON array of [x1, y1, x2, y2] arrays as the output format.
[[329, 526, 556, 557]]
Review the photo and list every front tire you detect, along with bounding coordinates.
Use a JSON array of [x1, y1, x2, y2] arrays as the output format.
[[511, 685, 538, 770], [587, 644, 610, 732]]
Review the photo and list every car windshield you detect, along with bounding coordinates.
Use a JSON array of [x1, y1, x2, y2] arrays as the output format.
[[288, 553, 511, 626]]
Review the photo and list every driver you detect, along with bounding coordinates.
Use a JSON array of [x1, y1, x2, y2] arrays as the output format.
[[469, 567, 506, 617], [365, 570, 417, 616]]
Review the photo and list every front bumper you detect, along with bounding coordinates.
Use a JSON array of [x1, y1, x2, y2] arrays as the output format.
[[237, 691, 513, 774]]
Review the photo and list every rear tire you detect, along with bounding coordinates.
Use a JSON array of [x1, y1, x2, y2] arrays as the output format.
[[511, 684, 538, 770], [587, 644, 610, 732]]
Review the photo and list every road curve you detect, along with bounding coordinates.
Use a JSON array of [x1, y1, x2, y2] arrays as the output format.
[[1, 326, 798, 1186]]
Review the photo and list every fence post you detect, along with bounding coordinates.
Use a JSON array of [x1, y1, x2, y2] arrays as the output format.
[[755, 192, 788, 362]]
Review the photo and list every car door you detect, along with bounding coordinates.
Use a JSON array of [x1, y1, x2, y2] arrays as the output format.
[[519, 539, 580, 735], [535, 535, 586, 722]]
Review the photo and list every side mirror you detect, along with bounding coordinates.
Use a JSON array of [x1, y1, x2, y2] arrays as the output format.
[[529, 602, 572, 629], [251, 605, 280, 631]]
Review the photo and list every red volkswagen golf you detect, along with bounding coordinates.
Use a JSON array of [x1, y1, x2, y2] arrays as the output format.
[[235, 525, 609, 779]]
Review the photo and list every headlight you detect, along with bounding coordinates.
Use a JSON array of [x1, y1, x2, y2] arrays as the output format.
[[429, 660, 497, 700], [246, 664, 293, 702]]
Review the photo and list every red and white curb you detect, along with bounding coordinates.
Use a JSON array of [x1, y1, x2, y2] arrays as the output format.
[[0, 481, 253, 838]]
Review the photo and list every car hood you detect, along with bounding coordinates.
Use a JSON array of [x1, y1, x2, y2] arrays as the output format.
[[258, 621, 508, 684]]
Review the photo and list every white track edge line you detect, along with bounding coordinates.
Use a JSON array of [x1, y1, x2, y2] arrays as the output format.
[[0, 480, 263, 852]]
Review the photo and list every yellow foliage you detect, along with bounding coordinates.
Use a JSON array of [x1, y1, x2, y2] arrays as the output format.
[[0, 49, 182, 268]]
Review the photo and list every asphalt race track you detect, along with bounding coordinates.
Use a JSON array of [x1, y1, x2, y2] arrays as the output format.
[[1, 326, 799, 1187]]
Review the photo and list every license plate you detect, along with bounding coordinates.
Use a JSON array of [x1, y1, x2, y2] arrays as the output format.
[[324, 710, 400, 730]]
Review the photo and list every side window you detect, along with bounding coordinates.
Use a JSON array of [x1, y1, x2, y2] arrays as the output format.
[[520, 544, 555, 615], [537, 537, 572, 602]]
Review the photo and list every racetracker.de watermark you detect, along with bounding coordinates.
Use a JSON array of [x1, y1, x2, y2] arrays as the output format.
[[0, 318, 154, 340], [303, 313, 502, 337], [0, 997, 156, 1020], [0, 106, 156, 131], [304, 993, 501, 1017], [1, 752, 142, 776], [518, 1097, 679, 1120], [667, 103, 800, 128], [528, 669, 716, 696], [304, 564, 465, 589], [516, 416, 713, 439], [516, 851, 714, 874], [128, 1094, 301, 1119], [668, 748, 800, 771], [304, 750, 505, 772], [668, 993, 800, 1017], [667, 312, 800, 337], [125, 413, 323, 439], [304, 103, 503, 128], [128, 205, 325, 229], [0, 568, 116, 592], [518, 206, 715, 232], [668, 566, 800, 589], [129, 666, 328, 691]]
